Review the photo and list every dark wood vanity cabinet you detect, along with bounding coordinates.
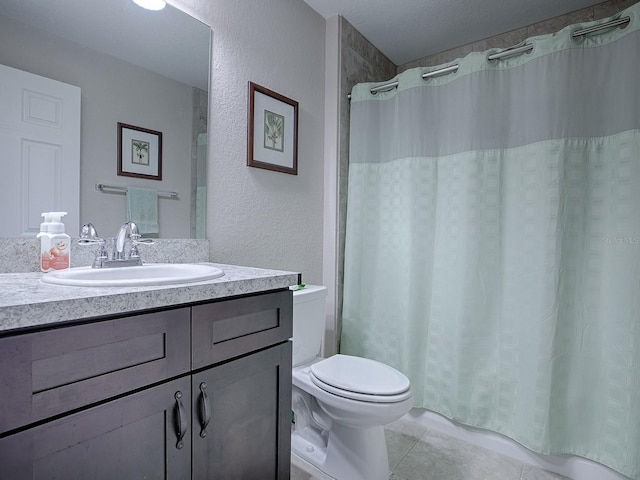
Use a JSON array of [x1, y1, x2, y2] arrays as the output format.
[[0, 289, 293, 480]]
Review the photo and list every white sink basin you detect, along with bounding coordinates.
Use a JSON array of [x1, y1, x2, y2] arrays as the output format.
[[41, 263, 224, 287]]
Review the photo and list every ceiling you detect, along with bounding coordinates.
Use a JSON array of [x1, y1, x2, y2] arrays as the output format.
[[302, 0, 608, 65]]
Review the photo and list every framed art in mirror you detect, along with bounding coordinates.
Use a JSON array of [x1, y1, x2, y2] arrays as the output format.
[[247, 82, 298, 175], [118, 122, 163, 180]]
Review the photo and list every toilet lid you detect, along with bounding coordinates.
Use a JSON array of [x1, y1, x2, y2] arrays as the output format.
[[309, 354, 411, 402]]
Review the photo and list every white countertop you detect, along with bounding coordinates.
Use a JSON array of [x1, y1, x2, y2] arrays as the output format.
[[0, 263, 299, 333]]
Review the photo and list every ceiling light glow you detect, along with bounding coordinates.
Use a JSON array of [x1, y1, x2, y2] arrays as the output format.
[[132, 0, 166, 11]]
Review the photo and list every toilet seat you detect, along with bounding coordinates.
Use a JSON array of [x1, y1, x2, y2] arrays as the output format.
[[309, 354, 411, 403]]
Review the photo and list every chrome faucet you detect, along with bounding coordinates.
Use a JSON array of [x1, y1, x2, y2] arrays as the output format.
[[79, 221, 154, 268], [114, 221, 140, 261]]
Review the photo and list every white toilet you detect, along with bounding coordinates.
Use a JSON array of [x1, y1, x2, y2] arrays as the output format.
[[290, 285, 413, 480]]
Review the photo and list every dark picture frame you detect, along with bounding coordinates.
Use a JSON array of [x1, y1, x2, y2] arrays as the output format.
[[117, 122, 163, 180], [247, 82, 298, 175]]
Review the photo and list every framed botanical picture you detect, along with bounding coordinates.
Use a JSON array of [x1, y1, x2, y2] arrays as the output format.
[[117, 122, 163, 180], [247, 82, 298, 175]]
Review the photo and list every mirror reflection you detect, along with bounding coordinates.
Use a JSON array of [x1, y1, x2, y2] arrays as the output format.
[[0, 0, 210, 238]]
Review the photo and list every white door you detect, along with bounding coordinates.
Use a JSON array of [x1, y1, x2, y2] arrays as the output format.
[[0, 64, 80, 237]]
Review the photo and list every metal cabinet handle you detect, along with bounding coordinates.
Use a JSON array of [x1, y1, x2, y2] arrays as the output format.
[[199, 382, 211, 438], [174, 391, 187, 449]]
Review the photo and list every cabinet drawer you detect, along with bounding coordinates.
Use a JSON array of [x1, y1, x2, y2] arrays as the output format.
[[0, 308, 190, 434], [192, 290, 292, 368]]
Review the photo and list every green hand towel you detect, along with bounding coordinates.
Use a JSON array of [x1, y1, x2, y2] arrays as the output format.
[[127, 187, 159, 234]]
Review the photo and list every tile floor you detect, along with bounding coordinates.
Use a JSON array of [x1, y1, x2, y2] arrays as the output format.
[[291, 415, 568, 480]]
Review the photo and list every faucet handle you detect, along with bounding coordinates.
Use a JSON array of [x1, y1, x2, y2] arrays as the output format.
[[80, 223, 99, 238], [79, 223, 105, 246], [79, 223, 109, 268], [78, 238, 106, 246], [129, 234, 154, 260], [130, 233, 155, 245]]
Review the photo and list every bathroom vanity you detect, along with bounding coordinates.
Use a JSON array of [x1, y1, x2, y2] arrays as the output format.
[[0, 263, 298, 479]]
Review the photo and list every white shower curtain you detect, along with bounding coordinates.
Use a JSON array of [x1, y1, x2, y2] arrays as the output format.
[[342, 4, 640, 479]]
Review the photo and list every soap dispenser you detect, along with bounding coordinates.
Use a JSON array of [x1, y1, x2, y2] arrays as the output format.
[[39, 211, 71, 272]]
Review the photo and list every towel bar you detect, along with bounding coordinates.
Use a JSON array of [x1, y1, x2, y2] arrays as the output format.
[[95, 183, 179, 199]]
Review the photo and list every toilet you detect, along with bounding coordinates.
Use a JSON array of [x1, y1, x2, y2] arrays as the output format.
[[290, 285, 412, 480]]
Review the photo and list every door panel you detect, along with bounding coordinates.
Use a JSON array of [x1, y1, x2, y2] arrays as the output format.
[[192, 342, 292, 480], [0, 377, 191, 479], [0, 63, 80, 236]]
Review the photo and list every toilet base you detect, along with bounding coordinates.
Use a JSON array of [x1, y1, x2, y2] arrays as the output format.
[[292, 422, 390, 480], [292, 451, 335, 480]]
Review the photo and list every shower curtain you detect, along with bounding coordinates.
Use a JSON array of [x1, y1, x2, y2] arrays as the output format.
[[342, 4, 640, 479]]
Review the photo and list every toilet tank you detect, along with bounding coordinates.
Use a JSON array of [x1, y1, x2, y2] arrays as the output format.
[[291, 285, 327, 366]]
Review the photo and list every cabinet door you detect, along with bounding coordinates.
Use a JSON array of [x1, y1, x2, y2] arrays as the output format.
[[0, 377, 191, 479], [192, 342, 292, 480]]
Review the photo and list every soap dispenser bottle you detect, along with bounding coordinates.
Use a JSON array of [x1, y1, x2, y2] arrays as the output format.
[[40, 211, 71, 272], [38, 212, 53, 272]]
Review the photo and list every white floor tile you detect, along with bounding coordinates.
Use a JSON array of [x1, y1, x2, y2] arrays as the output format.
[[292, 414, 569, 480]]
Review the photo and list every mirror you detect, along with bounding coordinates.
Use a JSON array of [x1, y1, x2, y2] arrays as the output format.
[[0, 0, 210, 238]]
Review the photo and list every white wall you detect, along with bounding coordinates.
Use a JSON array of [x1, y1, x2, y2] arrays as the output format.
[[172, 0, 327, 283], [0, 14, 193, 238]]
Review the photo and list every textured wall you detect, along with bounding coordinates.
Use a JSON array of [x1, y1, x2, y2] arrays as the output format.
[[334, 18, 397, 350], [172, 0, 326, 283]]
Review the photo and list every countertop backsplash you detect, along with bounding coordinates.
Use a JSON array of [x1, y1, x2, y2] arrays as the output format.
[[0, 238, 210, 273]]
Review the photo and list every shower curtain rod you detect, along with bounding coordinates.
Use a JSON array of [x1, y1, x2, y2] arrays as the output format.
[[348, 15, 631, 99]]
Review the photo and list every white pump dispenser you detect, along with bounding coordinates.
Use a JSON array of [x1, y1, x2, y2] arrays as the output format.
[[37, 212, 54, 239], [47, 212, 67, 234], [39, 211, 71, 272]]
